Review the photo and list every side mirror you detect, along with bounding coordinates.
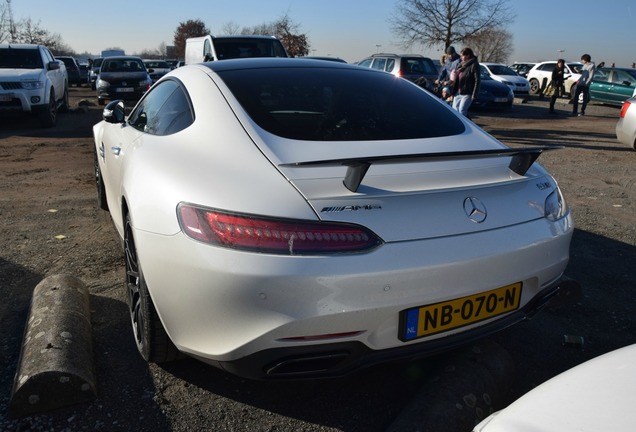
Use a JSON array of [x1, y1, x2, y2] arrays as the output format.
[[623, 81, 632, 86], [48, 61, 60, 71], [103, 100, 126, 124]]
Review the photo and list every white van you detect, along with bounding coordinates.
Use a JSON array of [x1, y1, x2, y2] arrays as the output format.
[[184, 35, 287, 64]]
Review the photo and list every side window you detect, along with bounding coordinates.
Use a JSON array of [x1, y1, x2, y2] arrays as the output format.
[[423, 60, 437, 74], [371, 58, 386, 71], [613, 70, 633, 84], [385, 58, 395, 72], [41, 48, 53, 67], [358, 58, 372, 68], [593, 69, 609, 82], [203, 39, 213, 61], [539, 63, 553, 72], [128, 79, 194, 136]]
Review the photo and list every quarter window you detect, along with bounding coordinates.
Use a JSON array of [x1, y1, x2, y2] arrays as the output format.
[[128, 79, 194, 136]]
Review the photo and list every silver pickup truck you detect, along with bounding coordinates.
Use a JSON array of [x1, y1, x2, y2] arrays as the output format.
[[0, 43, 68, 127]]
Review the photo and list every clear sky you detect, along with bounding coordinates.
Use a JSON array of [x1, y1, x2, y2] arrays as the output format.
[[8, 0, 636, 66]]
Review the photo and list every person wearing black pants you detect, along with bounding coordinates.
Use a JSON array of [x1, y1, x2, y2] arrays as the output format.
[[549, 59, 565, 114], [572, 54, 596, 116]]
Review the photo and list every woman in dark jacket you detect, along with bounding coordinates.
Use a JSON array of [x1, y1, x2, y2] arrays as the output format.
[[452, 47, 480, 116], [549, 59, 565, 114]]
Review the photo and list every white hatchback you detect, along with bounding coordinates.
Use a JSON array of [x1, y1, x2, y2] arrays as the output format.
[[480, 63, 530, 95], [527, 61, 583, 96]]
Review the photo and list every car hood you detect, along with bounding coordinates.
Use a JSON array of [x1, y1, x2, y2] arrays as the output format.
[[0, 68, 44, 80], [99, 71, 149, 81], [499, 74, 528, 84], [480, 80, 511, 92], [253, 124, 560, 243], [474, 344, 636, 432]]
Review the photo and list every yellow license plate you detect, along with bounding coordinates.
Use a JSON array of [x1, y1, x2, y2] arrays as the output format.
[[399, 282, 522, 341]]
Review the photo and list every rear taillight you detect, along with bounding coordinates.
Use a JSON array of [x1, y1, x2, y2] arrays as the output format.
[[178, 204, 382, 255], [620, 101, 631, 118]]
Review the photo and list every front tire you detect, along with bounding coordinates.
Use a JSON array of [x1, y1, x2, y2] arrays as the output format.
[[39, 89, 57, 127], [124, 213, 180, 363], [94, 150, 108, 210], [59, 84, 69, 113]]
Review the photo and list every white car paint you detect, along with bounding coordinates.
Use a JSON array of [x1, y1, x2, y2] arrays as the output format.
[[481, 63, 530, 94], [616, 96, 636, 150], [93, 59, 575, 378], [474, 344, 636, 431]]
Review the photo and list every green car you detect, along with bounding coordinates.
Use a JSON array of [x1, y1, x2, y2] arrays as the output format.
[[584, 67, 636, 106]]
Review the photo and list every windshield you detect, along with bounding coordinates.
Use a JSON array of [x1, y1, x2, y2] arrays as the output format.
[[101, 58, 146, 73], [0, 48, 43, 69], [145, 61, 170, 69], [213, 38, 287, 60], [219, 67, 465, 141], [488, 65, 516, 76], [567, 63, 582, 74]]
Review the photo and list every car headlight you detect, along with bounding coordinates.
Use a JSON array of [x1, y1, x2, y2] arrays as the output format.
[[139, 77, 152, 87], [21, 81, 44, 90], [97, 79, 109, 89], [545, 186, 568, 221], [502, 80, 512, 85]]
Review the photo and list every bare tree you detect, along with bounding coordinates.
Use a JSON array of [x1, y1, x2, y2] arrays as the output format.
[[272, 13, 309, 57], [464, 26, 513, 63], [173, 19, 210, 59], [14, 17, 48, 44], [137, 42, 168, 59], [239, 13, 310, 57], [220, 21, 241, 35], [390, 0, 515, 52]]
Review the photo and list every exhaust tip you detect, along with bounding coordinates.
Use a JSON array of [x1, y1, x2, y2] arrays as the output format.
[[266, 352, 349, 376]]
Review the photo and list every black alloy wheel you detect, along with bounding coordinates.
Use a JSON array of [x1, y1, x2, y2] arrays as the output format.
[[124, 213, 180, 363], [94, 150, 108, 210]]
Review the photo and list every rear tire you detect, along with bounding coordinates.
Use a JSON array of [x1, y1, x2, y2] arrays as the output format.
[[529, 79, 540, 95], [124, 213, 181, 363]]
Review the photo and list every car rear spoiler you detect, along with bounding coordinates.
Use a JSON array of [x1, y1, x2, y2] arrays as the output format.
[[281, 146, 562, 193]]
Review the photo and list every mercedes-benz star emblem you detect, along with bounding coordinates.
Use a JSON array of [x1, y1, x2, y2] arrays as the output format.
[[463, 197, 487, 223]]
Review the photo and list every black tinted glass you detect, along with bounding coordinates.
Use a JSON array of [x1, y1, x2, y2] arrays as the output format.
[[0, 48, 43, 69], [219, 68, 465, 141]]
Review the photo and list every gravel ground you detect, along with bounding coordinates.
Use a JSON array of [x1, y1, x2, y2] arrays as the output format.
[[1, 87, 634, 431]]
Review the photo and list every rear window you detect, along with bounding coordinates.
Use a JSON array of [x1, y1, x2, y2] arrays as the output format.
[[218, 67, 465, 141], [400, 58, 437, 75]]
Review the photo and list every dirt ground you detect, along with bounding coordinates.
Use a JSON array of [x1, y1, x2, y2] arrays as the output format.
[[1, 87, 635, 431]]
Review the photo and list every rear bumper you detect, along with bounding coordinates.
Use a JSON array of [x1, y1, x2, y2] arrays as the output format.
[[212, 277, 576, 379]]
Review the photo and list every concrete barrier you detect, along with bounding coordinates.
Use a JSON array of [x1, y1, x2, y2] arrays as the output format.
[[9, 274, 96, 417]]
